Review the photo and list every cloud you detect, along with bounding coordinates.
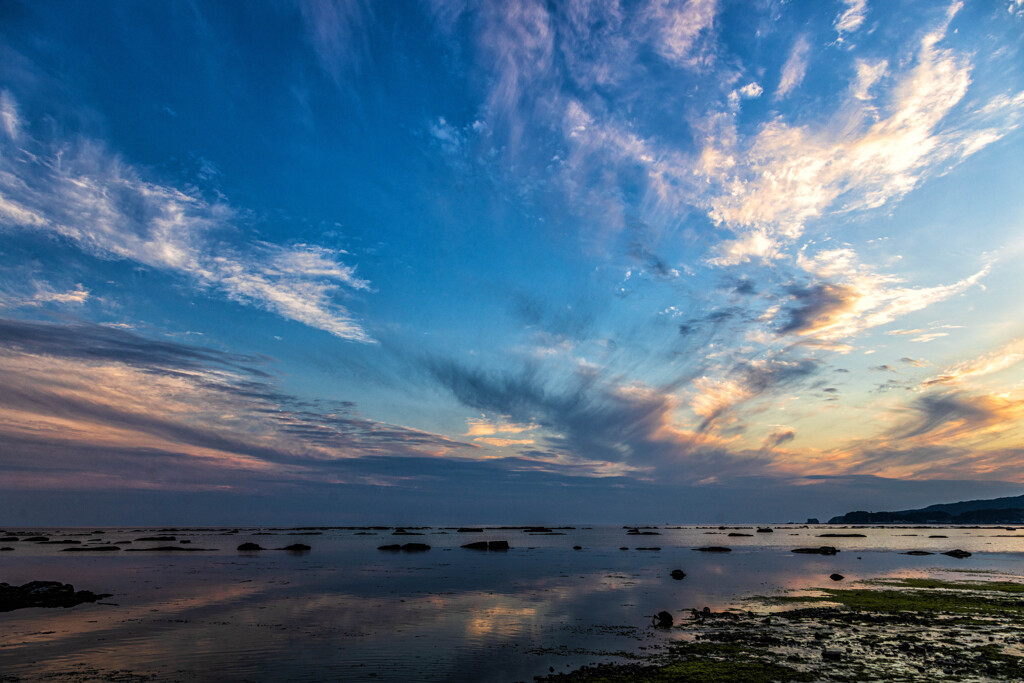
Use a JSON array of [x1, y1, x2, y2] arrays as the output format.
[[702, 4, 1017, 265], [775, 36, 810, 99], [0, 94, 373, 342], [762, 428, 795, 450], [298, 0, 375, 84], [834, 0, 868, 42], [0, 317, 476, 493], [650, 0, 718, 68], [0, 90, 20, 140], [776, 248, 986, 341], [923, 337, 1024, 387]]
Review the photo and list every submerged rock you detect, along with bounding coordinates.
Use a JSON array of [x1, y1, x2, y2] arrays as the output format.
[[457, 527, 483, 533], [22, 536, 48, 542], [693, 546, 732, 553], [62, 546, 121, 552], [652, 610, 674, 628], [0, 581, 111, 612], [830, 573, 845, 581], [792, 546, 839, 555], [757, 527, 774, 533], [670, 569, 686, 580], [943, 549, 972, 558], [0, 547, 12, 552], [728, 533, 753, 537], [280, 544, 311, 552], [400, 543, 431, 552], [135, 536, 176, 542], [461, 540, 509, 550], [818, 533, 866, 538], [636, 547, 661, 551], [902, 550, 934, 555], [237, 542, 264, 551]]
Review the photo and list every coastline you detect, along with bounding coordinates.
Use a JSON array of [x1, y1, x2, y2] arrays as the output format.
[[533, 575, 1024, 682]]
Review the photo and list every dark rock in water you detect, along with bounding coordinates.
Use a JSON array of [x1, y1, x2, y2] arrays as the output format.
[[693, 546, 732, 553], [461, 540, 509, 551], [237, 542, 264, 551], [652, 610, 673, 628], [929, 535, 948, 538], [943, 549, 972, 558], [354, 532, 376, 535], [757, 527, 774, 533], [792, 546, 839, 555], [392, 531, 423, 536], [0, 581, 112, 612], [457, 528, 483, 533], [124, 546, 214, 552], [818, 533, 866, 538], [727, 532, 752, 537], [62, 546, 121, 552], [400, 543, 430, 552], [378, 544, 402, 551], [619, 547, 628, 550], [280, 544, 311, 552], [670, 569, 686, 580], [23, 536, 48, 542], [573, 545, 582, 550], [180, 540, 191, 544], [523, 527, 553, 533], [0, 547, 12, 552], [0, 537, 18, 542], [115, 541, 132, 545], [902, 550, 935, 555], [830, 573, 845, 581], [636, 547, 661, 551], [135, 536, 176, 542], [40, 539, 81, 544]]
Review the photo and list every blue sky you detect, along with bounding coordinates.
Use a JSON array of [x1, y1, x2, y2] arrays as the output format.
[[1, 0, 1023, 524]]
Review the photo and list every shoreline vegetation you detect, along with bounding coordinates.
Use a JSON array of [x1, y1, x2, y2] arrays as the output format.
[[533, 577, 1024, 682]]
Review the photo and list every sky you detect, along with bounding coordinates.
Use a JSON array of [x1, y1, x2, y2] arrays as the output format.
[[1, 0, 1023, 525]]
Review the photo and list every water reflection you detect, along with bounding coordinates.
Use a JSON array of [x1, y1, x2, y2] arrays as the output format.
[[1, 526, 1022, 682]]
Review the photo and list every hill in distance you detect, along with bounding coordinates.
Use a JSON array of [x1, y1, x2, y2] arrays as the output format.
[[829, 493, 1024, 524]]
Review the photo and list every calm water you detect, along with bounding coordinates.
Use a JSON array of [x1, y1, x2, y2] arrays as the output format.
[[1, 525, 1022, 681]]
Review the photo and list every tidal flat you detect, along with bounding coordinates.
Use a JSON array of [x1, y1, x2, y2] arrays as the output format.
[[1, 526, 1023, 681], [536, 577, 1024, 682]]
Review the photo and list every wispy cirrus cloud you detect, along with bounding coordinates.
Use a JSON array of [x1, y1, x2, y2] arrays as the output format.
[[0, 318, 472, 492], [0, 92, 374, 342], [924, 337, 1024, 387], [703, 3, 1023, 265], [834, 0, 868, 43], [775, 36, 811, 99]]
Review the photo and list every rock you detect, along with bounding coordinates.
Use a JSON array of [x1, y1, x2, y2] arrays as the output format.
[[902, 550, 934, 555], [0, 547, 12, 552], [619, 546, 628, 550], [727, 532, 752, 537], [280, 544, 311, 552], [523, 527, 553, 533], [822, 649, 843, 661], [806, 518, 820, 524], [818, 533, 866, 537], [830, 573, 845, 581], [573, 545, 582, 550], [62, 546, 121, 552], [461, 541, 489, 550], [237, 542, 264, 551], [488, 540, 509, 550], [378, 544, 402, 551], [22, 536, 48, 542], [929, 535, 948, 538], [457, 527, 483, 532], [39, 539, 81, 544], [0, 537, 18, 542], [636, 547, 661, 551], [135, 536, 176, 542], [757, 527, 774, 533], [943, 549, 972, 558], [400, 543, 430, 552], [652, 610, 674, 628], [0, 581, 112, 612], [123, 546, 214, 552], [792, 546, 839, 555], [670, 569, 686, 580], [693, 546, 732, 552]]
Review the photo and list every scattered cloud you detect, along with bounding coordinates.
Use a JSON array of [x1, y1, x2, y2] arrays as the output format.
[[834, 0, 868, 42], [924, 337, 1024, 387], [0, 94, 374, 342], [775, 36, 811, 99]]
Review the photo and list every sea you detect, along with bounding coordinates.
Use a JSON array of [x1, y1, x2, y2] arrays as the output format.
[[1, 524, 1022, 681]]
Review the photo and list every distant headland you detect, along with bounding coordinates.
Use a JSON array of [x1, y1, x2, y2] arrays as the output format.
[[829, 493, 1024, 524]]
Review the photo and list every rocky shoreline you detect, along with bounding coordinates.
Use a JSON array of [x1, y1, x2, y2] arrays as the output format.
[[0, 581, 111, 612], [533, 577, 1024, 682]]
